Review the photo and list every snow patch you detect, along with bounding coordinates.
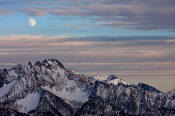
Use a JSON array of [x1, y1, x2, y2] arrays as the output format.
[[0, 80, 16, 97], [42, 85, 89, 104], [57, 67, 65, 79], [94, 74, 109, 80], [96, 87, 108, 99], [109, 79, 128, 85], [171, 100, 175, 107], [125, 88, 131, 96], [8, 70, 17, 77], [93, 74, 129, 85], [15, 92, 41, 113]]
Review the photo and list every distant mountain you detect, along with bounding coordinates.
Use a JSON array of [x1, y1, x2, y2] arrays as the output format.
[[0, 59, 175, 115]]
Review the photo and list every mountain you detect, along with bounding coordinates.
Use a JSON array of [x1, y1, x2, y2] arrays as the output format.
[[0, 59, 175, 116]]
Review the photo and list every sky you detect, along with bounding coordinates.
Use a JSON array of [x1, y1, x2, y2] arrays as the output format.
[[0, 0, 175, 79]]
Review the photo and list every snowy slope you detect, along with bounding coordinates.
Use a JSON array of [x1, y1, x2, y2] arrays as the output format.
[[0, 80, 16, 97], [15, 92, 41, 113]]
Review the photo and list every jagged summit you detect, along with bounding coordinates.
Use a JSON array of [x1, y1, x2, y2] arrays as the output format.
[[34, 59, 65, 68], [0, 58, 64, 70], [0, 59, 175, 115], [106, 74, 118, 80]]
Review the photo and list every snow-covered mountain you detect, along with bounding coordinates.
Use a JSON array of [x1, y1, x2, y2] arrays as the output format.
[[0, 59, 175, 115]]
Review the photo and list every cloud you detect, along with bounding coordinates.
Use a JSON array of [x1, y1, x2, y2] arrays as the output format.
[[0, 35, 175, 48], [0, 0, 175, 30], [0, 35, 175, 62], [0, 33, 175, 74], [0, 7, 12, 14]]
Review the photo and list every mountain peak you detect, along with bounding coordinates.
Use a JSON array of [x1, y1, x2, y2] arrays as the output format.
[[34, 59, 64, 69], [106, 74, 118, 81], [138, 83, 161, 93]]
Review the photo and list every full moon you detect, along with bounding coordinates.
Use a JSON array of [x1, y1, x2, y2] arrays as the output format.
[[28, 18, 36, 27]]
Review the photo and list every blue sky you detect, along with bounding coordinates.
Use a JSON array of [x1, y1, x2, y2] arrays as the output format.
[[0, 0, 175, 76], [1, 13, 175, 37]]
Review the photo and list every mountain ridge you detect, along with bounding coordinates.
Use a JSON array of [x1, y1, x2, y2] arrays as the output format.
[[0, 59, 175, 115]]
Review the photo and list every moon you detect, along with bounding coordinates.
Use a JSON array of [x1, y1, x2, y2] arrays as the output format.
[[28, 18, 36, 27]]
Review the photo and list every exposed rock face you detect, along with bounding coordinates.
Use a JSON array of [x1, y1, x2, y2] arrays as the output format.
[[0, 59, 175, 116], [75, 98, 125, 116], [29, 90, 74, 116]]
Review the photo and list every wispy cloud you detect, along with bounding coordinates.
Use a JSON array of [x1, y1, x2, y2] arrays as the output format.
[[0, 35, 175, 75], [0, 0, 175, 30]]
